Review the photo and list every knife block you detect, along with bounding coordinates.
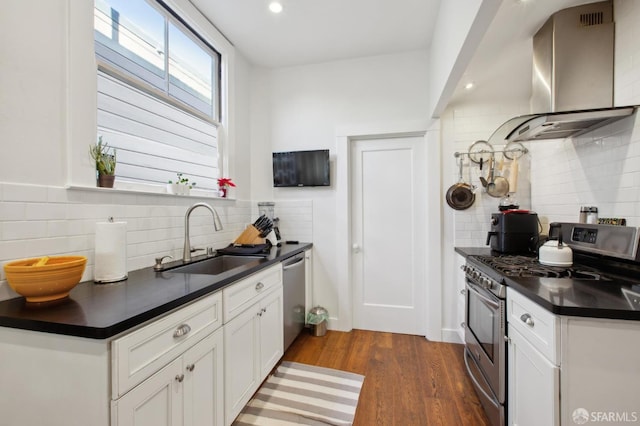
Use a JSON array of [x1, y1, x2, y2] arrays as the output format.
[[234, 225, 265, 245]]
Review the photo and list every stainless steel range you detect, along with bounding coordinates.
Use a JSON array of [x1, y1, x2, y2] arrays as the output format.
[[461, 222, 640, 426]]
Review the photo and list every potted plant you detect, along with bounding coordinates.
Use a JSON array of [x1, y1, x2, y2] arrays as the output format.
[[89, 136, 116, 188], [217, 177, 235, 198], [168, 173, 197, 195]]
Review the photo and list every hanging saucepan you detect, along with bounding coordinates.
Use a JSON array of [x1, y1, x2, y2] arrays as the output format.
[[486, 155, 510, 198], [446, 158, 476, 210]]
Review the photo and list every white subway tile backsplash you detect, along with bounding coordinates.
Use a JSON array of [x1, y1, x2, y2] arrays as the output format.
[[0, 185, 314, 302], [0, 202, 26, 221], [2, 183, 49, 202], [25, 203, 67, 221], [2, 221, 48, 241]]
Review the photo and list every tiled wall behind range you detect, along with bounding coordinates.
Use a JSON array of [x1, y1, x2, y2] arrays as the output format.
[[529, 116, 640, 229], [529, 0, 640, 231], [0, 183, 313, 302], [443, 101, 530, 247]]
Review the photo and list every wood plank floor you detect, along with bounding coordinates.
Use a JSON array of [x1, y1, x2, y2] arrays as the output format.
[[282, 329, 490, 425]]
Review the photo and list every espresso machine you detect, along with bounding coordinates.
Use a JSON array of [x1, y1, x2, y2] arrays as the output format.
[[258, 202, 282, 246]]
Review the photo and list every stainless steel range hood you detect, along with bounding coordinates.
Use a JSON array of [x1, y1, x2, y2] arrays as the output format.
[[493, 106, 636, 143], [489, 1, 637, 144]]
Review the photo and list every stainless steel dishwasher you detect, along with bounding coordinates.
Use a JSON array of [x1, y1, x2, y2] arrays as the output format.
[[282, 252, 306, 351]]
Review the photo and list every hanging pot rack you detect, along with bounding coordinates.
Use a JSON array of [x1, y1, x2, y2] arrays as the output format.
[[454, 140, 528, 162]]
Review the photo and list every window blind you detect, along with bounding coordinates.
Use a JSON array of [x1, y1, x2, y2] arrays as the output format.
[[97, 71, 219, 190]]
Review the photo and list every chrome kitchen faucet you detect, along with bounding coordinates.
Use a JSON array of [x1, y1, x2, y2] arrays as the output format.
[[183, 202, 223, 262]]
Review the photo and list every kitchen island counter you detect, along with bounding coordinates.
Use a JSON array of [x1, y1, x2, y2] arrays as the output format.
[[0, 243, 312, 339]]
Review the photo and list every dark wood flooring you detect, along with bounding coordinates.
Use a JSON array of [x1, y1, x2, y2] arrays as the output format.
[[282, 329, 490, 425]]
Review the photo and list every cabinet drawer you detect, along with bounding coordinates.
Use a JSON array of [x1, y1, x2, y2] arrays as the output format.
[[507, 288, 559, 364], [223, 263, 282, 323], [112, 291, 222, 398]]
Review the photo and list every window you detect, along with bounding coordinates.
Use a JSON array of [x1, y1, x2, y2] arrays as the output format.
[[94, 0, 221, 191]]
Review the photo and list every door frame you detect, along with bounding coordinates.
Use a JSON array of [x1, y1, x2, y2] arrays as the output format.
[[334, 120, 443, 341]]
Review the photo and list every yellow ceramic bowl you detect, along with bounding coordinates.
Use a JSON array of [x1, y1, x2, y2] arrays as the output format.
[[3, 256, 87, 303]]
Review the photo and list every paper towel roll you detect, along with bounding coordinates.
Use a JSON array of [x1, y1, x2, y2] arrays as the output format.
[[94, 221, 128, 283]]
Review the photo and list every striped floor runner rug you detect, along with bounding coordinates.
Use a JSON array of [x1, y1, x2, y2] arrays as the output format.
[[233, 361, 365, 425]]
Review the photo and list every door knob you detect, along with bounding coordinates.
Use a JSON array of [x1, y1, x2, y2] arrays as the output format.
[[352, 244, 361, 253]]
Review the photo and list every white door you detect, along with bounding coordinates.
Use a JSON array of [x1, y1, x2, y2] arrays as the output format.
[[351, 135, 426, 335]]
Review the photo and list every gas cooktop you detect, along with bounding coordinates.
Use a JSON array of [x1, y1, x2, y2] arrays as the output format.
[[471, 255, 611, 280]]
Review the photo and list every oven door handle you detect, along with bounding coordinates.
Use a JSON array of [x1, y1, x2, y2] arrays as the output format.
[[463, 347, 500, 407], [467, 283, 500, 310]]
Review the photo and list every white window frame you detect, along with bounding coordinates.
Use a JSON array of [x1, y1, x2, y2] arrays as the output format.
[[94, 0, 221, 123], [66, 0, 234, 194]]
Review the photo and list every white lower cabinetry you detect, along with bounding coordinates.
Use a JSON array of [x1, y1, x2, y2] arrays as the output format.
[[0, 261, 288, 426], [508, 326, 559, 426], [111, 292, 225, 426], [224, 285, 284, 425], [112, 328, 224, 426], [507, 288, 640, 426]]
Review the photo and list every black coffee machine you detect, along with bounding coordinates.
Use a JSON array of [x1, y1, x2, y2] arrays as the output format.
[[486, 210, 539, 254]]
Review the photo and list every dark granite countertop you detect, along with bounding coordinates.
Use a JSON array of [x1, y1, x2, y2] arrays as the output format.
[[504, 276, 640, 320], [456, 246, 640, 321], [454, 247, 494, 258], [0, 242, 312, 339]]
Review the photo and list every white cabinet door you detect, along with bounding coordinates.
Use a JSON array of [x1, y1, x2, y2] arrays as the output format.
[[508, 327, 559, 426], [224, 302, 260, 425], [112, 357, 183, 426], [259, 286, 284, 378], [183, 328, 224, 426]]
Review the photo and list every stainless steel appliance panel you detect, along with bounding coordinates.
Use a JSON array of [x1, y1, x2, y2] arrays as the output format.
[[282, 253, 306, 351], [465, 280, 506, 404]]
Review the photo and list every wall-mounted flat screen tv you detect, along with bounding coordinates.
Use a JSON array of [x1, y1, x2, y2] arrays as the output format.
[[272, 149, 330, 187]]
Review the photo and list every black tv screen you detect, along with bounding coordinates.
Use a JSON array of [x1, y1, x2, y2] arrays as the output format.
[[272, 149, 330, 187]]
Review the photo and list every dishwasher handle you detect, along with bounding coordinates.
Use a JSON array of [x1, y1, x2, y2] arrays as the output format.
[[283, 254, 305, 270]]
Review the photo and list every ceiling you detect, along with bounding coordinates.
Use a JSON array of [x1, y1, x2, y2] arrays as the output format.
[[189, 0, 606, 105], [188, 0, 441, 68]]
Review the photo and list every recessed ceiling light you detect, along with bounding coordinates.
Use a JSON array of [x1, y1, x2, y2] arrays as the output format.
[[464, 82, 475, 90], [269, 1, 283, 13]]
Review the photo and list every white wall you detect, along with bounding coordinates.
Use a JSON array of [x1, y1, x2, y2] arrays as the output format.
[[428, 0, 502, 117], [249, 51, 431, 329], [0, 1, 69, 185]]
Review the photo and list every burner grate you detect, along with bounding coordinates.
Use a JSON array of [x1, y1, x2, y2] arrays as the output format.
[[472, 255, 609, 280]]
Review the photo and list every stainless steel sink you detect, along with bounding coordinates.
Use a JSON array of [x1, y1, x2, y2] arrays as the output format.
[[168, 255, 266, 275]]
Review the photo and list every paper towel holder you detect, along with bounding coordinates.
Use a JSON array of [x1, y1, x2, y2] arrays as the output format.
[[94, 217, 128, 284]]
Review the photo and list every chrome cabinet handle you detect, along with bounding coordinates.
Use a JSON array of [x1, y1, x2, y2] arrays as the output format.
[[461, 322, 466, 328], [186, 364, 195, 372], [520, 313, 534, 327], [175, 374, 185, 383], [173, 324, 192, 338], [255, 282, 264, 291], [460, 289, 466, 295]]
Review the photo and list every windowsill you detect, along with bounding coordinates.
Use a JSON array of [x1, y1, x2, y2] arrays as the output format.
[[65, 184, 236, 201]]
